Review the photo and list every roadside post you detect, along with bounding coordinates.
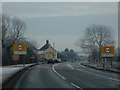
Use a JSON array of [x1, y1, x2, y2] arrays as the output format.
[[101, 46, 115, 68], [12, 55, 20, 67], [102, 59, 105, 68], [13, 44, 27, 67], [31, 55, 35, 63]]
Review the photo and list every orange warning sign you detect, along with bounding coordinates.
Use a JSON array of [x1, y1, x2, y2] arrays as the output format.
[[14, 44, 27, 51], [101, 46, 114, 54], [13, 44, 27, 55], [101, 46, 115, 57]]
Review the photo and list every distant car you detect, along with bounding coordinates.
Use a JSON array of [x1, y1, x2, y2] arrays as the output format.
[[47, 59, 55, 64], [54, 60, 58, 63], [55, 59, 61, 63]]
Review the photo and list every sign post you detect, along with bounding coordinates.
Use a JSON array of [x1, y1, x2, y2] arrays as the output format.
[[31, 55, 35, 63], [12, 55, 20, 67], [13, 44, 27, 66], [101, 46, 115, 68]]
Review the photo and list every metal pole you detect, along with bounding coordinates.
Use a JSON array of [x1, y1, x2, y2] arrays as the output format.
[[111, 58, 113, 68], [102, 58, 105, 68], [23, 56, 25, 67], [15, 61, 17, 67]]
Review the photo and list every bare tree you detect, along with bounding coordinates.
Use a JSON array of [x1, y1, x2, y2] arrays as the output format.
[[5, 17, 26, 49], [2, 14, 26, 65], [76, 24, 115, 61], [2, 15, 26, 48], [2, 14, 11, 48]]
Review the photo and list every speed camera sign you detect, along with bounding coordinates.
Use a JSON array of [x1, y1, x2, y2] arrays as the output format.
[[105, 48, 110, 53], [14, 44, 27, 55], [101, 46, 114, 57], [18, 45, 23, 51]]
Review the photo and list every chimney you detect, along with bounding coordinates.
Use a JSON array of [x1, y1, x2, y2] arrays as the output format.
[[46, 40, 49, 44]]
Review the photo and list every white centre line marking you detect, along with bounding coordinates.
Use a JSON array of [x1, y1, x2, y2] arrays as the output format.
[[52, 64, 66, 80], [53, 63, 84, 90], [67, 63, 74, 69], [71, 83, 83, 90]]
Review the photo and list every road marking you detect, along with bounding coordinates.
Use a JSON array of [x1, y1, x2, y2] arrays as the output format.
[[110, 80, 120, 86], [76, 67, 120, 83], [52, 64, 66, 80], [109, 80, 119, 84], [67, 63, 74, 69], [71, 83, 83, 90], [79, 63, 120, 82]]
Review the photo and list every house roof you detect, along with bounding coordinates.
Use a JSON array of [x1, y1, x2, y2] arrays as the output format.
[[40, 43, 50, 51], [39, 40, 57, 51]]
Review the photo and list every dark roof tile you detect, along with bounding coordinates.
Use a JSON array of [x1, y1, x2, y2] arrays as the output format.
[[40, 44, 50, 51]]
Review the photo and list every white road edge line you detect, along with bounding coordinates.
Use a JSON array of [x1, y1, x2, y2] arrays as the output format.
[[71, 83, 83, 90], [52, 64, 66, 80]]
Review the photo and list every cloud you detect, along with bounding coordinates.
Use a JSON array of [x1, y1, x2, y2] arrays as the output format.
[[2, 0, 119, 2], [2, 2, 118, 51], [2, 2, 118, 18]]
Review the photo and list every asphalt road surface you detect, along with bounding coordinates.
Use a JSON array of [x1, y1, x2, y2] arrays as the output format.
[[5, 61, 119, 89], [54, 62, 119, 89]]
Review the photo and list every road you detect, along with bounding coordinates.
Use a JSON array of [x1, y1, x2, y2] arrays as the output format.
[[54, 62, 119, 89], [5, 61, 119, 89]]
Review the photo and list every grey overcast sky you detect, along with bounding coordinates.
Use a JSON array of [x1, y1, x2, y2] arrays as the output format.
[[2, 2, 118, 52]]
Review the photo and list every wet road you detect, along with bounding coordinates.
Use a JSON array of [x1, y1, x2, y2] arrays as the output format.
[[6, 61, 119, 89], [13, 64, 75, 88], [54, 62, 119, 89]]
